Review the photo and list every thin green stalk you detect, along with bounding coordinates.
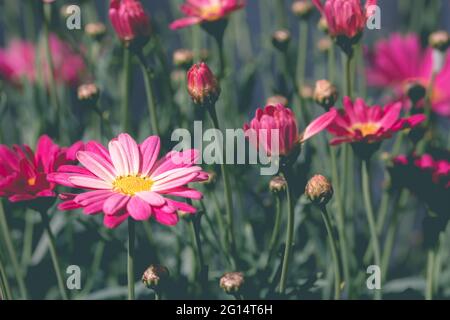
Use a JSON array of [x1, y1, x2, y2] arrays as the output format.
[[0, 253, 12, 300], [278, 171, 294, 294], [192, 25, 201, 62], [266, 194, 282, 267], [216, 36, 226, 80], [189, 214, 206, 288], [137, 54, 160, 136], [361, 159, 381, 300], [344, 52, 353, 98], [21, 210, 34, 273], [127, 218, 135, 300], [329, 146, 351, 296], [320, 205, 341, 300], [43, 3, 62, 138], [122, 47, 132, 133], [0, 202, 27, 299], [207, 107, 236, 263], [39, 209, 68, 300], [296, 20, 308, 87], [425, 248, 435, 300], [328, 42, 336, 83], [275, 0, 287, 29]]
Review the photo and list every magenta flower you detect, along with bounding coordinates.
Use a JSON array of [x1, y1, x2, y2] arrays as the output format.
[[327, 97, 426, 146], [313, 0, 377, 39], [366, 33, 450, 117], [170, 0, 246, 30], [49, 134, 208, 228], [109, 0, 151, 44], [0, 36, 86, 87], [0, 135, 83, 203], [243, 104, 337, 157]]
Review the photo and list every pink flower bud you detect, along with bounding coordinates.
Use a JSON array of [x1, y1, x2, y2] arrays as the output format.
[[187, 62, 221, 106]]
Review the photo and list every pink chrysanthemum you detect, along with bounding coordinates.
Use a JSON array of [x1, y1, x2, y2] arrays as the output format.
[[0, 135, 83, 203], [170, 0, 246, 30], [366, 33, 450, 117], [0, 35, 86, 87], [327, 97, 426, 145], [49, 134, 208, 228], [243, 104, 337, 157]]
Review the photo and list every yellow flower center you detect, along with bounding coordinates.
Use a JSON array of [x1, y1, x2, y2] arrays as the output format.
[[200, 3, 223, 21], [113, 176, 153, 196], [27, 177, 36, 186], [351, 123, 380, 137]]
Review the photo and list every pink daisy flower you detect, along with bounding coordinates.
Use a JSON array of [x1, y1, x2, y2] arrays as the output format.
[[0, 135, 83, 203], [49, 134, 208, 228], [366, 33, 450, 117], [170, 0, 246, 30], [327, 97, 426, 146]]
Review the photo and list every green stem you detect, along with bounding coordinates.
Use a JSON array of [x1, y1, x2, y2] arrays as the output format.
[[267, 194, 282, 267], [344, 51, 353, 98], [43, 3, 62, 137], [361, 159, 381, 300], [0, 201, 27, 299], [278, 171, 294, 294], [320, 205, 341, 300], [329, 146, 351, 296], [21, 210, 34, 273], [275, 0, 286, 29], [122, 47, 132, 133], [296, 20, 308, 87], [328, 42, 336, 83], [216, 35, 226, 80], [189, 209, 206, 287], [207, 107, 236, 264], [0, 253, 12, 300], [127, 218, 135, 300], [38, 209, 68, 300], [425, 248, 435, 300], [137, 54, 160, 136]]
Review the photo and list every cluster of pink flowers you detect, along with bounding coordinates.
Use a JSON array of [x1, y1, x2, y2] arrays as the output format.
[[366, 33, 450, 117], [0, 35, 85, 87]]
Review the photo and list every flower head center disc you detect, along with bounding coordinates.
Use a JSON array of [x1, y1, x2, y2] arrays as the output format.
[[113, 176, 153, 196], [201, 3, 223, 21], [351, 123, 380, 137]]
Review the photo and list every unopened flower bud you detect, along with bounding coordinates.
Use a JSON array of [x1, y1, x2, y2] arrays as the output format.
[[77, 83, 100, 106], [201, 171, 217, 186], [318, 17, 329, 34], [142, 264, 169, 290], [173, 49, 194, 69], [269, 176, 287, 193], [187, 62, 221, 107], [317, 37, 333, 53], [405, 81, 426, 104], [291, 0, 314, 19], [429, 31, 450, 52], [305, 175, 333, 206], [272, 29, 291, 52], [220, 272, 244, 294], [313, 79, 338, 110], [109, 0, 151, 50], [266, 95, 288, 106], [85, 22, 107, 41], [300, 84, 314, 100]]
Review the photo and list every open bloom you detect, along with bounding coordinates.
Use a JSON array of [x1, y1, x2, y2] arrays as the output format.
[[0, 36, 85, 87], [313, 0, 377, 39], [170, 0, 246, 30], [243, 104, 337, 157], [0, 135, 83, 203], [49, 134, 208, 228], [327, 97, 426, 146], [366, 33, 450, 117], [109, 0, 151, 44]]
